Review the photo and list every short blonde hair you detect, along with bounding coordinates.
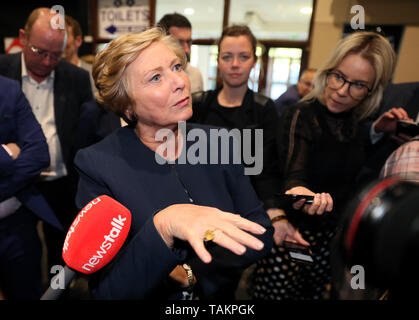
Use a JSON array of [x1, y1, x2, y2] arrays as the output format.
[[302, 31, 396, 120], [92, 27, 187, 119]]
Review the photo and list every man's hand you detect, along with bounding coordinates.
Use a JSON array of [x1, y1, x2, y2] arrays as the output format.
[[373, 107, 413, 134], [5, 143, 21, 160]]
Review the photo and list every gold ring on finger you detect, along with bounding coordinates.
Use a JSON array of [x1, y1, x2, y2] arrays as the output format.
[[204, 229, 215, 242]]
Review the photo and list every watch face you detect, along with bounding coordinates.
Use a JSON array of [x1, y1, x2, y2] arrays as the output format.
[[182, 264, 194, 285]]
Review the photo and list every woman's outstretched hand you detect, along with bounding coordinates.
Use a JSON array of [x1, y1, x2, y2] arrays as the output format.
[[153, 204, 267, 263]]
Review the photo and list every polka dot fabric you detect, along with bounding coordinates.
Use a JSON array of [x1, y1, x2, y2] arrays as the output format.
[[250, 228, 335, 300]]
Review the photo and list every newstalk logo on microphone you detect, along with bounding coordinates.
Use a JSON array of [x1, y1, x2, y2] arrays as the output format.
[[81, 215, 127, 272], [62, 197, 102, 253], [62, 195, 131, 274]]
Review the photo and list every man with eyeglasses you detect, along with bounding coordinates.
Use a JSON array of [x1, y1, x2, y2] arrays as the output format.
[[274, 68, 316, 117], [0, 7, 93, 278], [158, 13, 204, 94]]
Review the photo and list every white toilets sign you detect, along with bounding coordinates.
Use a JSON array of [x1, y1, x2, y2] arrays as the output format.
[[98, 1, 149, 38]]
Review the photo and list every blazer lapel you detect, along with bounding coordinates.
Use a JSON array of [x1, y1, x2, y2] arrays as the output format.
[[8, 53, 23, 84], [53, 63, 67, 148]]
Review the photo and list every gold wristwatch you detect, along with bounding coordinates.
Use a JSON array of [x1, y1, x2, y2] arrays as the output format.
[[182, 263, 194, 291]]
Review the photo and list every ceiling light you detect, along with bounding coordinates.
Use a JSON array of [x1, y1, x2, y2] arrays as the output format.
[[300, 7, 312, 14], [184, 8, 195, 15]]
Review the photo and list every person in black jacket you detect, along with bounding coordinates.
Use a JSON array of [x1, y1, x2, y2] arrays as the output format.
[[189, 26, 304, 250]]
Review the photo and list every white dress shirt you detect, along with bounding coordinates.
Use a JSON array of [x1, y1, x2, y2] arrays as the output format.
[[185, 63, 203, 94], [21, 55, 67, 181]]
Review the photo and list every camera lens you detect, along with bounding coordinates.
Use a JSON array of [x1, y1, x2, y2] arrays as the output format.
[[337, 177, 419, 295]]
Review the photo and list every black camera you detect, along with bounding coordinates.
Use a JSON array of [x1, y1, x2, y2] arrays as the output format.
[[333, 177, 419, 298]]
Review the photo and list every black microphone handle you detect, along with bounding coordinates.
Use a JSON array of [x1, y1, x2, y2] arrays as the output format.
[[40, 265, 77, 300]]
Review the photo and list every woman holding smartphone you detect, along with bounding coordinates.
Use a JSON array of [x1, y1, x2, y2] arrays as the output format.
[[252, 31, 397, 300]]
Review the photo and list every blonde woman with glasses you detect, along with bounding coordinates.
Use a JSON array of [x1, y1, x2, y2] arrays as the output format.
[[252, 31, 396, 300]]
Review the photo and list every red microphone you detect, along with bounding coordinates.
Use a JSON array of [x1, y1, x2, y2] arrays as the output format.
[[41, 195, 131, 300]]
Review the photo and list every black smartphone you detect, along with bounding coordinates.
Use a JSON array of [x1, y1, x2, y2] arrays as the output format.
[[282, 241, 314, 265], [276, 193, 314, 206], [396, 120, 419, 137]]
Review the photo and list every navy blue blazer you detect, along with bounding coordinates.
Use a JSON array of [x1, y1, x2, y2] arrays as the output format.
[[0, 75, 61, 229], [75, 124, 273, 299], [76, 99, 121, 149]]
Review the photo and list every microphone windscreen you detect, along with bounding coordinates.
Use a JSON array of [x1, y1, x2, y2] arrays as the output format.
[[62, 195, 131, 274]]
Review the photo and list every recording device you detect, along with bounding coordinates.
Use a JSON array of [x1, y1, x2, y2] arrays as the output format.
[[282, 241, 314, 265], [276, 193, 314, 207], [40, 195, 132, 300], [335, 177, 419, 297], [396, 120, 419, 137]]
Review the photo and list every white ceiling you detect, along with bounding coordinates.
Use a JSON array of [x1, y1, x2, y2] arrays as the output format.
[[155, 0, 313, 40], [156, 0, 313, 23]]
